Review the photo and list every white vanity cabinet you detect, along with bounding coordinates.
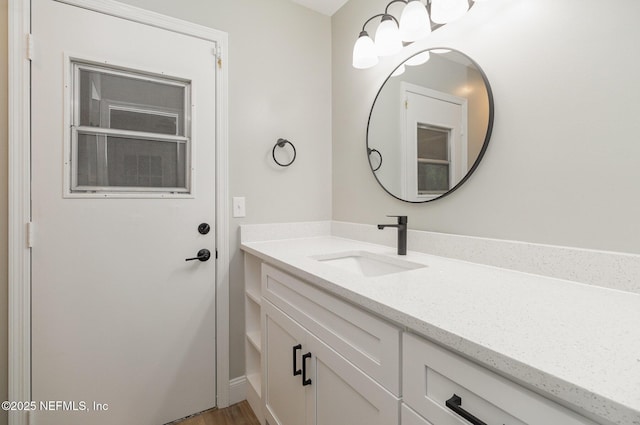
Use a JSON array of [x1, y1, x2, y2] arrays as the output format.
[[261, 264, 401, 425], [244, 255, 609, 425]]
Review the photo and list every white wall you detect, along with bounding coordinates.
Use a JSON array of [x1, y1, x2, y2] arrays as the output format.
[[332, 0, 640, 254], [0, 0, 331, 395]]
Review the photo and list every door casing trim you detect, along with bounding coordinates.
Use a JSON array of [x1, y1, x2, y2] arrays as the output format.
[[7, 1, 230, 423], [7, 2, 31, 424]]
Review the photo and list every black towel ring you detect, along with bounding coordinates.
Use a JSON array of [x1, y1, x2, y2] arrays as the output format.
[[273, 138, 296, 167], [368, 148, 382, 171]]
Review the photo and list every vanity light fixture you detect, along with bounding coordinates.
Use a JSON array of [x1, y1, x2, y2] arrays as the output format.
[[352, 0, 482, 70], [352, 31, 379, 69], [400, 0, 431, 41], [375, 14, 403, 56], [430, 0, 469, 24]]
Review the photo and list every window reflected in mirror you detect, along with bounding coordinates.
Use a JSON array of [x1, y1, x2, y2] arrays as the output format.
[[417, 125, 450, 196]]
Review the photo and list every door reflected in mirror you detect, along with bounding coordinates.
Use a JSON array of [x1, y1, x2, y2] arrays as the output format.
[[367, 49, 494, 203]]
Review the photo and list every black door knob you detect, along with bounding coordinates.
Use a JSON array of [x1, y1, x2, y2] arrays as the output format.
[[185, 249, 211, 262]]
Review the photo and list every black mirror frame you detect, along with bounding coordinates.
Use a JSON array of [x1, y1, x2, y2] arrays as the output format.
[[366, 48, 495, 203]]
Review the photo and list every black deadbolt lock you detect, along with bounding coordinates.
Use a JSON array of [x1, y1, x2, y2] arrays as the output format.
[[198, 223, 211, 235]]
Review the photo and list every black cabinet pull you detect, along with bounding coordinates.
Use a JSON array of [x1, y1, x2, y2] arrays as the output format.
[[292, 344, 302, 376], [445, 394, 487, 425], [302, 352, 312, 386]]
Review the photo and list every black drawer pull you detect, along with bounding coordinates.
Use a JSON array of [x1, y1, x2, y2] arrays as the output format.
[[292, 344, 302, 376], [446, 394, 487, 425], [302, 352, 312, 386]]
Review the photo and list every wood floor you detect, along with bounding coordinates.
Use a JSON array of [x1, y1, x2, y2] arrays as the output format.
[[171, 401, 260, 425]]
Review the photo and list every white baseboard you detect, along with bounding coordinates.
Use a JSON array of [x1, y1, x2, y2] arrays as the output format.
[[228, 376, 247, 406]]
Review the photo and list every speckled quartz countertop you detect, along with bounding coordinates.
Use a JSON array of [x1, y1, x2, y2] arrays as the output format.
[[241, 236, 640, 425]]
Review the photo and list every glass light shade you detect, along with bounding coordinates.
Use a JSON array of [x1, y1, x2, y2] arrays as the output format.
[[405, 51, 430, 66], [375, 15, 403, 57], [399, 0, 431, 42], [391, 64, 406, 77], [352, 31, 378, 69], [430, 0, 470, 24]]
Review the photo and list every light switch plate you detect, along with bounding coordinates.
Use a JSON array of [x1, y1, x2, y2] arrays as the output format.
[[233, 197, 246, 218]]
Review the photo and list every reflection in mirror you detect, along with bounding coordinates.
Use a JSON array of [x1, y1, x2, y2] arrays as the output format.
[[367, 49, 494, 203]]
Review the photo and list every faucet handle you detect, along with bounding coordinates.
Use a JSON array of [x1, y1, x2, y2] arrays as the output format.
[[386, 215, 407, 224]]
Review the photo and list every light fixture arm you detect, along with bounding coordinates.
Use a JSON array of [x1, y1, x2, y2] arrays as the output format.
[[360, 13, 398, 32], [384, 0, 408, 14]]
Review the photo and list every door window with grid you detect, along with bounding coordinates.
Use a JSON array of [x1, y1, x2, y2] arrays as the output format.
[[416, 124, 451, 195], [71, 61, 191, 194]]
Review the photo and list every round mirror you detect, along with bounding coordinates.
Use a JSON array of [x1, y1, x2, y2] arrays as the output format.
[[367, 48, 494, 203]]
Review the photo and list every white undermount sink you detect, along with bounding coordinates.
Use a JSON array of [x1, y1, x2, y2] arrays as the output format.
[[312, 250, 425, 277]]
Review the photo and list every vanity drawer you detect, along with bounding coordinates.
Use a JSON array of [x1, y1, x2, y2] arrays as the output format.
[[261, 263, 401, 395], [403, 333, 598, 425]]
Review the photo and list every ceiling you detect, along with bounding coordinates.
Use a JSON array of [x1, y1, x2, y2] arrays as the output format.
[[289, 0, 349, 16]]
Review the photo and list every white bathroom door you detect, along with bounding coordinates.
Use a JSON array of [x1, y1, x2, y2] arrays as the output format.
[[30, 1, 217, 424], [402, 83, 467, 201]]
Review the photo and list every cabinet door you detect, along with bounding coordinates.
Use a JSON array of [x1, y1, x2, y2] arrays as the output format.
[[401, 404, 434, 425], [308, 332, 399, 425], [263, 301, 308, 425]]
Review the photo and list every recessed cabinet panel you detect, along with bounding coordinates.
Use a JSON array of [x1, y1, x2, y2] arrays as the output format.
[[403, 333, 598, 425], [315, 362, 380, 425], [401, 404, 434, 425], [262, 264, 401, 395], [310, 331, 399, 425]]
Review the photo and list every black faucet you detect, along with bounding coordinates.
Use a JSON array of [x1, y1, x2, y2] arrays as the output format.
[[377, 215, 407, 255]]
